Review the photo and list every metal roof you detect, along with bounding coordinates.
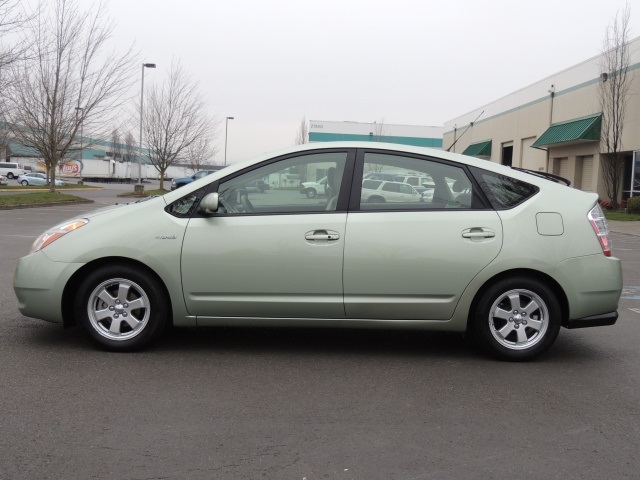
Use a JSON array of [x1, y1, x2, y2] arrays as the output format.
[[532, 114, 602, 148], [462, 140, 492, 157]]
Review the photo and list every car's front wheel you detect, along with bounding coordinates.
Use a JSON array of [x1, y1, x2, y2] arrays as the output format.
[[7, 172, 14, 179], [75, 265, 170, 351], [21, 180, 28, 186], [306, 188, 317, 198], [471, 277, 561, 361]]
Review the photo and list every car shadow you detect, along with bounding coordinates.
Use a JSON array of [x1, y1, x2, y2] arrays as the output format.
[[156, 325, 484, 361], [19, 321, 610, 364]]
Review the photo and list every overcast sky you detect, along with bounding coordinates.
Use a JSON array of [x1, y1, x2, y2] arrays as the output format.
[[103, 0, 639, 164]]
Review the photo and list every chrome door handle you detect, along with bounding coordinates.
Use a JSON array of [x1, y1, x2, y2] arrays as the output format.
[[462, 228, 495, 239], [305, 230, 340, 241]]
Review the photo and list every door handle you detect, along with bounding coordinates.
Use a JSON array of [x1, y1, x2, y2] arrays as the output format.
[[462, 228, 495, 239], [305, 230, 340, 241]]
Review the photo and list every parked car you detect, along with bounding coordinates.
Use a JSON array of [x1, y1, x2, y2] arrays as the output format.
[[170, 170, 218, 190], [16, 172, 65, 187], [300, 176, 327, 198], [14, 142, 622, 360], [361, 180, 422, 203], [0, 174, 8, 186], [0, 162, 24, 179], [244, 179, 269, 193]]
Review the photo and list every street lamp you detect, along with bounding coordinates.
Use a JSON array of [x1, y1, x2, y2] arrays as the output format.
[[138, 62, 156, 184], [224, 116, 234, 166]]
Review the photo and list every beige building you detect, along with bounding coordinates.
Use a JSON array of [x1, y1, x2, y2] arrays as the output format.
[[443, 36, 640, 200]]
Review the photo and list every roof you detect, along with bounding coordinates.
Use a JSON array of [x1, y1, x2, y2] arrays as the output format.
[[462, 140, 492, 157]]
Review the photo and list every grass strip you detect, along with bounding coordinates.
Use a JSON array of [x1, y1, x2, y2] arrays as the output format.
[[604, 210, 640, 222], [117, 189, 169, 197], [0, 192, 89, 207]]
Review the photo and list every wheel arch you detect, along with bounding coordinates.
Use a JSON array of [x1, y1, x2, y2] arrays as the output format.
[[466, 268, 569, 332], [61, 256, 172, 328]]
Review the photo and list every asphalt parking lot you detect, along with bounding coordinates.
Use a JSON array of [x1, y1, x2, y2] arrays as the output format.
[[0, 186, 639, 479]]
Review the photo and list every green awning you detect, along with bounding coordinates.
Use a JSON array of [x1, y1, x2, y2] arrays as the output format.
[[462, 140, 492, 157], [532, 114, 601, 148]]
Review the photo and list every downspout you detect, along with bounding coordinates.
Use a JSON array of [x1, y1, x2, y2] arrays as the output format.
[[546, 85, 555, 172]]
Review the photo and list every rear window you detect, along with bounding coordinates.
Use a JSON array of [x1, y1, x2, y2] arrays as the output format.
[[471, 168, 538, 210]]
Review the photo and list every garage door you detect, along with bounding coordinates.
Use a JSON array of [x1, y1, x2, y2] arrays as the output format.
[[521, 137, 545, 171], [580, 156, 594, 191], [553, 158, 569, 179]]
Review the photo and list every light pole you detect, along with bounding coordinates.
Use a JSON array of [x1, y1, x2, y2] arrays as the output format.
[[224, 116, 234, 166], [138, 62, 156, 184], [75, 106, 84, 166]]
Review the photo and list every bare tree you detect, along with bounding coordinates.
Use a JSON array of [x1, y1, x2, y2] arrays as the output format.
[[295, 116, 308, 145], [371, 117, 386, 142], [142, 61, 215, 190], [186, 136, 217, 174], [0, 0, 30, 73], [598, 4, 632, 209], [124, 131, 136, 163], [1, 0, 137, 191], [0, 0, 31, 159], [110, 128, 123, 161]]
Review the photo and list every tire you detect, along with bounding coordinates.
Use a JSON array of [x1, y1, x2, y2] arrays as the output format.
[[306, 188, 317, 198], [75, 265, 170, 351], [21, 180, 28, 186], [8, 172, 14, 179], [470, 277, 561, 361]]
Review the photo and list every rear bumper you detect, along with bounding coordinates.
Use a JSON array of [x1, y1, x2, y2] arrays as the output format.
[[562, 311, 618, 329]]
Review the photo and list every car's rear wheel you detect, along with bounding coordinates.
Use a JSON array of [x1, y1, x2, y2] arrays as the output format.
[[306, 188, 317, 198], [75, 265, 170, 351], [471, 277, 561, 361], [21, 180, 28, 186], [7, 172, 14, 179]]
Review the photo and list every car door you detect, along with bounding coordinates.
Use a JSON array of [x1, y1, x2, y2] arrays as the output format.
[[343, 150, 503, 320], [181, 150, 354, 320]]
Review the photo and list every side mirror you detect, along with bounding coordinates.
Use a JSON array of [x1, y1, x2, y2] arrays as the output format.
[[199, 192, 219, 214]]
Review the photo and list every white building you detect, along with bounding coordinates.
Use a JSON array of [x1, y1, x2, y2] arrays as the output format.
[[443, 36, 640, 201]]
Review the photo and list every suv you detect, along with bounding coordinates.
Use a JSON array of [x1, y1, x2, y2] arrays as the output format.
[[300, 177, 327, 198], [170, 170, 218, 190], [361, 180, 422, 203]]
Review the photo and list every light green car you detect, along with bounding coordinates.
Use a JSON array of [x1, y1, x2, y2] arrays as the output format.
[[13, 143, 622, 360]]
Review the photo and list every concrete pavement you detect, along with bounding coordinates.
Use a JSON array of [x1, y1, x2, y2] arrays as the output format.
[[608, 220, 640, 237]]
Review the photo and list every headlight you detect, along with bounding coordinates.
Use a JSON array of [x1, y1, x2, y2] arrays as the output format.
[[31, 219, 89, 253]]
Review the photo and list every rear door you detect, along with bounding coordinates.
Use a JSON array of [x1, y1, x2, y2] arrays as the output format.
[[343, 150, 502, 320]]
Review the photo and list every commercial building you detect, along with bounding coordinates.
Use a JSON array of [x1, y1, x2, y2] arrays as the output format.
[[309, 120, 443, 149], [443, 36, 640, 200]]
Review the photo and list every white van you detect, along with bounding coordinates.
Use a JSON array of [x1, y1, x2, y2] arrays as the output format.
[[0, 162, 25, 179]]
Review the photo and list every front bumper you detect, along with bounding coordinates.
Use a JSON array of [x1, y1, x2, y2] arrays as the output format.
[[13, 251, 84, 323]]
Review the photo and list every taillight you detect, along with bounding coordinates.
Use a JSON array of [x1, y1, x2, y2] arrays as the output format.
[[588, 204, 612, 257]]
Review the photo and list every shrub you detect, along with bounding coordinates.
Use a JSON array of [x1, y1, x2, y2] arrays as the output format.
[[600, 199, 627, 210], [627, 196, 640, 214]]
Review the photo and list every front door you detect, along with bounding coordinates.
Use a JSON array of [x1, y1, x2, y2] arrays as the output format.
[[181, 150, 352, 319]]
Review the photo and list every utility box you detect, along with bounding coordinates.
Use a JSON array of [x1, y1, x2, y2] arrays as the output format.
[[134, 184, 144, 195]]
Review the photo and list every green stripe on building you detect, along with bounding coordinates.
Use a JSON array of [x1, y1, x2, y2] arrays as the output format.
[[309, 132, 443, 148]]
